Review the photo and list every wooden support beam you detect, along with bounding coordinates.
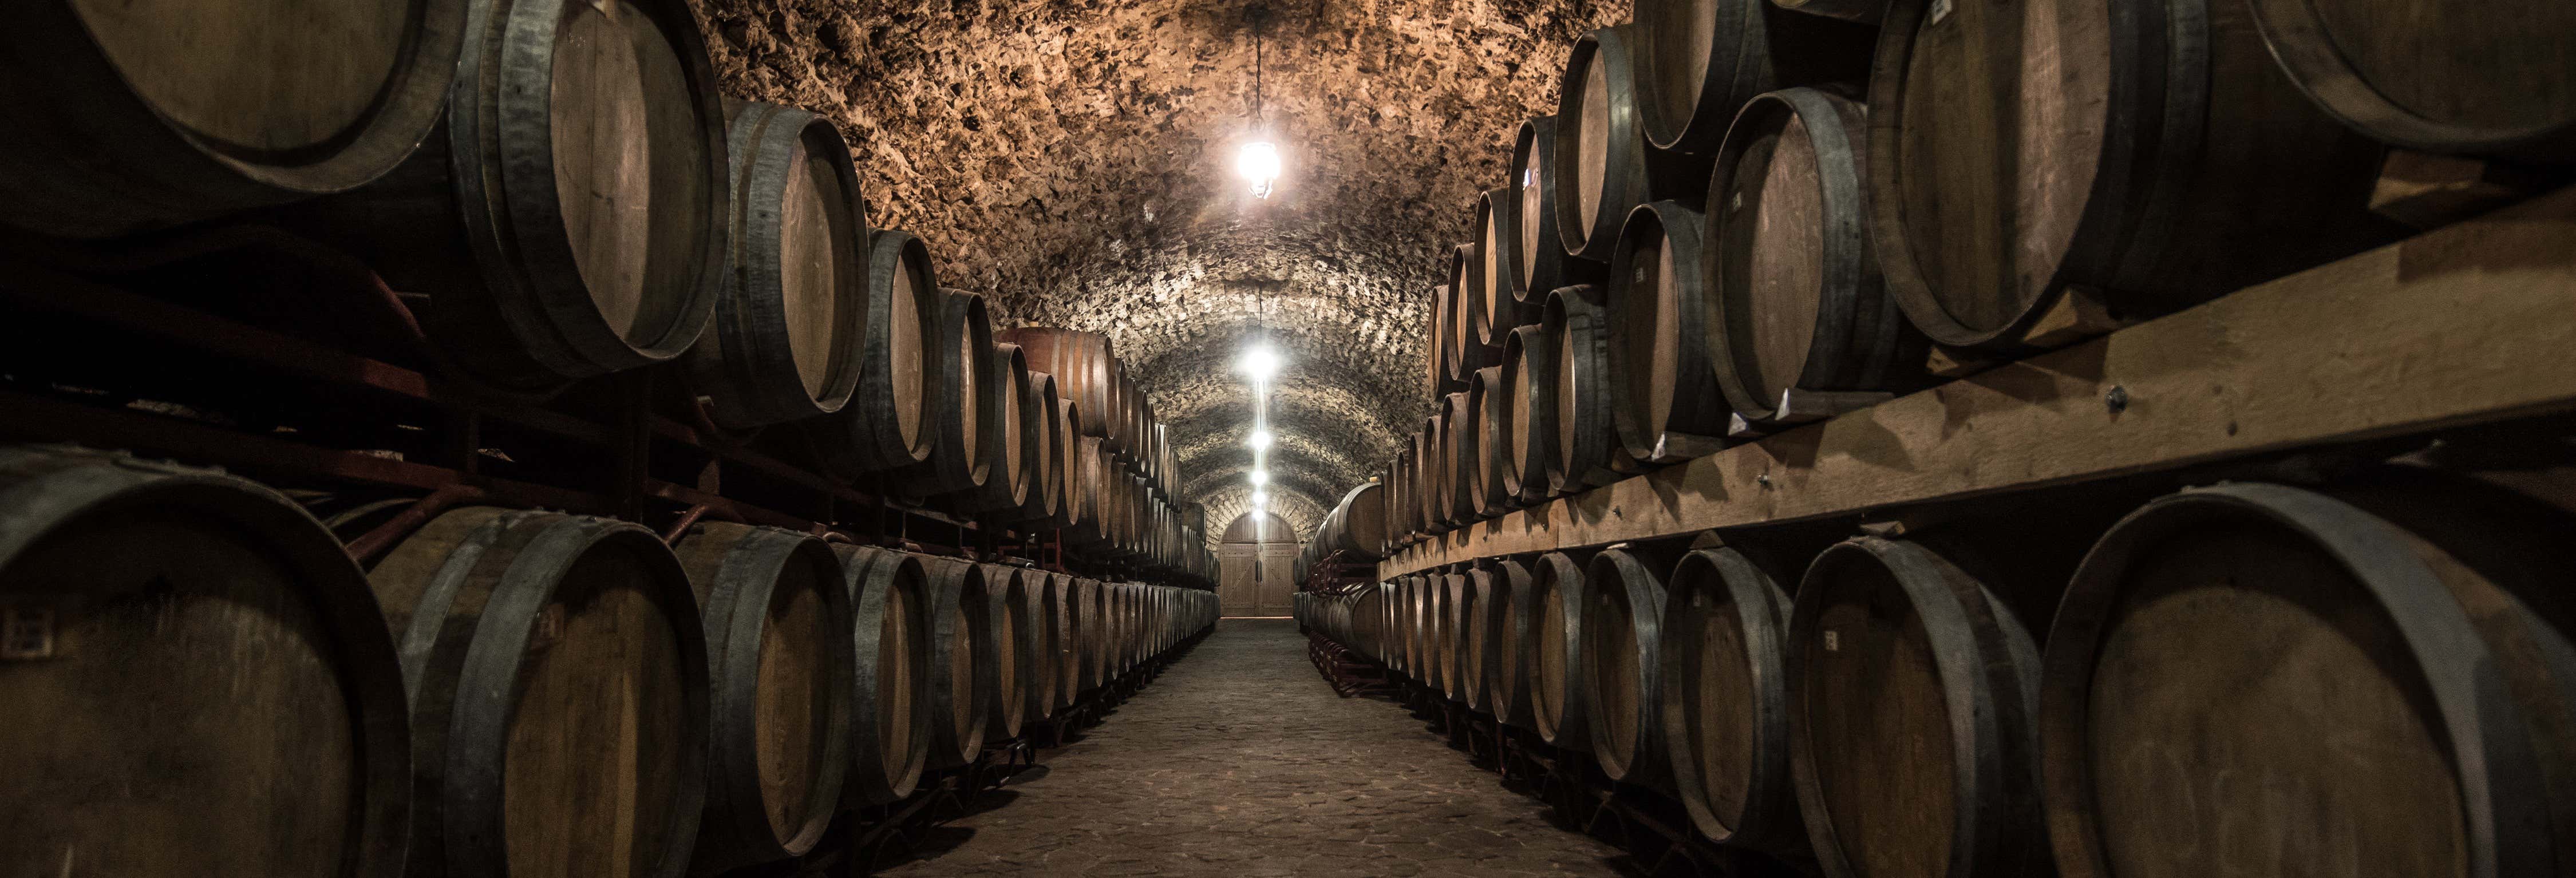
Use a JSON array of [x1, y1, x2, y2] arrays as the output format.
[[1382, 187, 2576, 579]]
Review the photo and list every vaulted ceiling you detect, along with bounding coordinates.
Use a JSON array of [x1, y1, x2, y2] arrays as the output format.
[[689, 0, 1631, 535]]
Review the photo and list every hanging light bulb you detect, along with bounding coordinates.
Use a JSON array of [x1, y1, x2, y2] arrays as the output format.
[[1246, 428, 1274, 451], [1238, 141, 1280, 199], [1239, 345, 1281, 382], [1248, 469, 1270, 487], [1249, 489, 1269, 508]]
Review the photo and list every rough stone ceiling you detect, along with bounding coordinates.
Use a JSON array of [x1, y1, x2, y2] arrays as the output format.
[[690, 0, 1632, 532]]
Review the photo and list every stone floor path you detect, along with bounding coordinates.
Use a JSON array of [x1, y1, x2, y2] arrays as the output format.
[[876, 618, 1629, 876]]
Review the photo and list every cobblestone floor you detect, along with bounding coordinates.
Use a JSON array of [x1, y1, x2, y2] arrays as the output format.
[[875, 618, 1630, 876]]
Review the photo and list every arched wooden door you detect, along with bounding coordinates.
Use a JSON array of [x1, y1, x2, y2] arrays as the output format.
[[1217, 511, 1299, 616]]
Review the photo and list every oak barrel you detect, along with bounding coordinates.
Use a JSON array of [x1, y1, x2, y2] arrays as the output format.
[[1026, 572, 1065, 717], [829, 545, 930, 806], [1547, 284, 1645, 493], [978, 563, 1030, 739], [1439, 392, 1479, 526], [1427, 279, 1456, 401], [1508, 117, 1604, 304], [1661, 545, 1805, 851], [1555, 26, 1714, 262], [1631, 0, 1875, 151], [1583, 545, 1684, 788], [1016, 371, 1068, 526], [1607, 200, 1726, 464], [670, 523, 851, 873], [2040, 478, 2576, 878], [1531, 550, 1599, 749], [951, 342, 1033, 516], [1496, 324, 1560, 506], [1789, 536, 2047, 878], [803, 230, 941, 480], [914, 556, 993, 769], [2250, 0, 2576, 158], [0, 0, 464, 237], [886, 290, 998, 500], [369, 507, 709, 878], [1483, 559, 1542, 730], [301, 0, 729, 388], [998, 327, 1119, 440], [1444, 243, 1500, 390], [685, 101, 868, 429], [1464, 367, 1507, 517], [1457, 569, 1490, 709], [0, 447, 409, 878], [1474, 187, 1540, 346], [1868, 0, 2390, 350], [1708, 88, 1920, 431]]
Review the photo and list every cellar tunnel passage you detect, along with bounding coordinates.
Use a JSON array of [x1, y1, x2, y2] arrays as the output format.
[[875, 619, 1627, 876], [685, 0, 1635, 523]]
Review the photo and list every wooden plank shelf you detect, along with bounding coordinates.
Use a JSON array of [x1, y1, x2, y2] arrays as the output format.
[[1381, 187, 2576, 579]]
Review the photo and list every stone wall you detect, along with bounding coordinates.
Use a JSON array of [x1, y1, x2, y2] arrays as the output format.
[[687, 0, 1630, 524]]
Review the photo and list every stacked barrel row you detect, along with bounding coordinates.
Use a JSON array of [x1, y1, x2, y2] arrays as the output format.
[[0, 444, 1220, 877], [1311, 467, 2576, 877], [1290, 482, 1397, 584], [1393, 0, 2573, 545], [0, 0, 1207, 579]]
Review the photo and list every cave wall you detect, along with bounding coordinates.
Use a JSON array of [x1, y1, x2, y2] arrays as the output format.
[[688, 0, 1631, 533]]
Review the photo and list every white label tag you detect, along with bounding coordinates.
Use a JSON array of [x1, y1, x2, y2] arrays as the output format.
[[1931, 0, 1954, 25], [3, 607, 56, 660], [1823, 630, 1840, 652]]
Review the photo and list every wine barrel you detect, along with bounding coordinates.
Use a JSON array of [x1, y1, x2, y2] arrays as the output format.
[[1607, 200, 1726, 464], [978, 563, 1030, 740], [670, 523, 851, 873], [1548, 284, 1646, 493], [1443, 572, 1474, 701], [829, 545, 930, 807], [1029, 572, 1069, 716], [1412, 424, 1448, 536], [1062, 437, 1109, 547], [0, 447, 409, 878], [1468, 369, 1511, 517], [1474, 187, 1542, 346], [2041, 477, 2576, 878], [952, 342, 1033, 516], [1583, 545, 1684, 788], [0, 0, 464, 237], [1555, 26, 1714, 263], [1016, 372, 1068, 525], [1707, 88, 1922, 432], [1482, 559, 1542, 730], [803, 230, 941, 480], [1072, 578, 1106, 691], [1868, 0, 2389, 351], [1660, 545, 1804, 851], [913, 556, 993, 769], [1445, 243, 1501, 389], [1386, 450, 1416, 544], [998, 327, 1119, 440], [1789, 536, 2047, 878], [686, 101, 869, 429], [2250, 0, 2576, 159], [1496, 325, 1560, 506], [1631, 0, 1875, 152], [1314, 482, 1391, 559], [1459, 568, 1492, 710], [1530, 551, 1598, 749], [1508, 117, 1606, 304], [369, 507, 709, 878], [1427, 280, 1456, 401], [887, 290, 998, 500], [1440, 391, 1481, 525], [297, 0, 729, 389]]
